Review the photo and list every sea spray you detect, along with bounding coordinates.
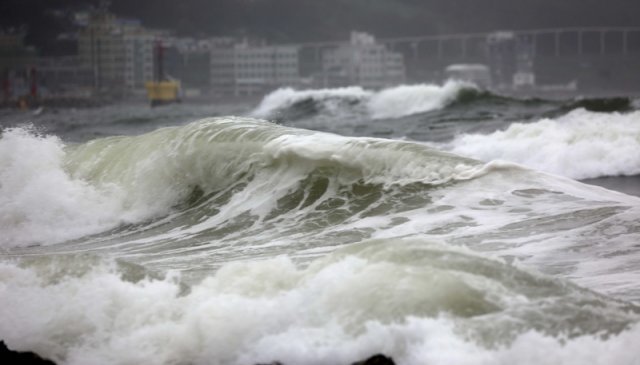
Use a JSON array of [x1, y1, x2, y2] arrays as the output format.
[[0, 128, 126, 247]]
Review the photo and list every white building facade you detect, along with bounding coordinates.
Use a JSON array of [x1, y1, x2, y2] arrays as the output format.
[[211, 43, 300, 96], [78, 11, 163, 94], [124, 33, 155, 91], [322, 32, 405, 89]]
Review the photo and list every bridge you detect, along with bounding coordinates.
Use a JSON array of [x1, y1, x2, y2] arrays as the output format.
[[293, 26, 640, 60], [291, 26, 640, 92]]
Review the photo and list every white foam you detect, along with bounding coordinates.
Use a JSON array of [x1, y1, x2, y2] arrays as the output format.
[[0, 125, 206, 248], [1, 255, 639, 365], [448, 109, 640, 179], [0, 128, 127, 247]]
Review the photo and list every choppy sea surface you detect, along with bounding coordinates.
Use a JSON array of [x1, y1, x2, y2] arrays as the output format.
[[1, 81, 640, 365]]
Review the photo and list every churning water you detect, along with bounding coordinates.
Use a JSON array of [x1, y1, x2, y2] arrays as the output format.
[[1, 81, 640, 365]]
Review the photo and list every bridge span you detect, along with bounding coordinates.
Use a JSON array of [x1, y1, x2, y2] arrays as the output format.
[[292, 27, 640, 60]]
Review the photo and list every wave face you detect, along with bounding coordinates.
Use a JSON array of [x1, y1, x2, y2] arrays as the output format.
[[2, 117, 640, 365], [447, 109, 640, 179]]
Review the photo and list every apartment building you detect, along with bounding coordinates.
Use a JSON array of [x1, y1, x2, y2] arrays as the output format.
[[78, 10, 163, 95], [322, 32, 406, 89], [124, 32, 155, 91], [211, 43, 300, 96]]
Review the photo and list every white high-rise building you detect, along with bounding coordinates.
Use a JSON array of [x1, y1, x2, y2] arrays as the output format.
[[322, 31, 405, 88], [78, 10, 164, 94], [123, 33, 155, 91], [210, 42, 300, 96]]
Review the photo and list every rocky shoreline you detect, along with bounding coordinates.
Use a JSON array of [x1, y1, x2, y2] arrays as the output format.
[[0, 341, 395, 365]]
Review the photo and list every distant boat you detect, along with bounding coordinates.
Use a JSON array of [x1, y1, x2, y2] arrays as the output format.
[[145, 80, 181, 107]]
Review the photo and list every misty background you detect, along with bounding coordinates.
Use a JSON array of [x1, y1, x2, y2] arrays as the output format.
[[4, 0, 640, 56]]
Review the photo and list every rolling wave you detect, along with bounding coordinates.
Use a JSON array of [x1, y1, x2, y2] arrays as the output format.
[[3, 117, 639, 299], [0, 118, 480, 248], [251, 81, 633, 123], [252, 81, 476, 120]]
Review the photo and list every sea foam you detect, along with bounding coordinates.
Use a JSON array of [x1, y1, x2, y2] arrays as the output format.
[[0, 128, 128, 247], [448, 109, 640, 179], [1, 242, 639, 365]]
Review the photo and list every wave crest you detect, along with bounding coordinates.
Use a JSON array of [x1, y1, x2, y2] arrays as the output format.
[[252, 81, 478, 120]]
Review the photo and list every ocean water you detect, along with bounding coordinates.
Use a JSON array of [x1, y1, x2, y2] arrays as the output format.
[[1, 82, 640, 365]]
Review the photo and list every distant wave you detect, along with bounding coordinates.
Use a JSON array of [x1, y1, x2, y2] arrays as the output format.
[[252, 80, 478, 120], [447, 109, 640, 180], [563, 97, 633, 114], [251, 86, 371, 119], [252, 82, 634, 122], [366, 81, 476, 118]]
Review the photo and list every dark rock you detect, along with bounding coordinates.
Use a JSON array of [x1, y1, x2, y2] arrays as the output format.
[[351, 354, 396, 365], [252, 354, 396, 365], [0, 341, 57, 365]]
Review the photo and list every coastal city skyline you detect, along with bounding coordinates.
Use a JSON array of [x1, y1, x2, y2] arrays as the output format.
[[2, 1, 640, 106]]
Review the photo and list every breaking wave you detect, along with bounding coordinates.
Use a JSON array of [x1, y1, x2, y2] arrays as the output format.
[[366, 81, 477, 118], [252, 81, 634, 124], [0, 118, 481, 248], [252, 81, 477, 120]]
